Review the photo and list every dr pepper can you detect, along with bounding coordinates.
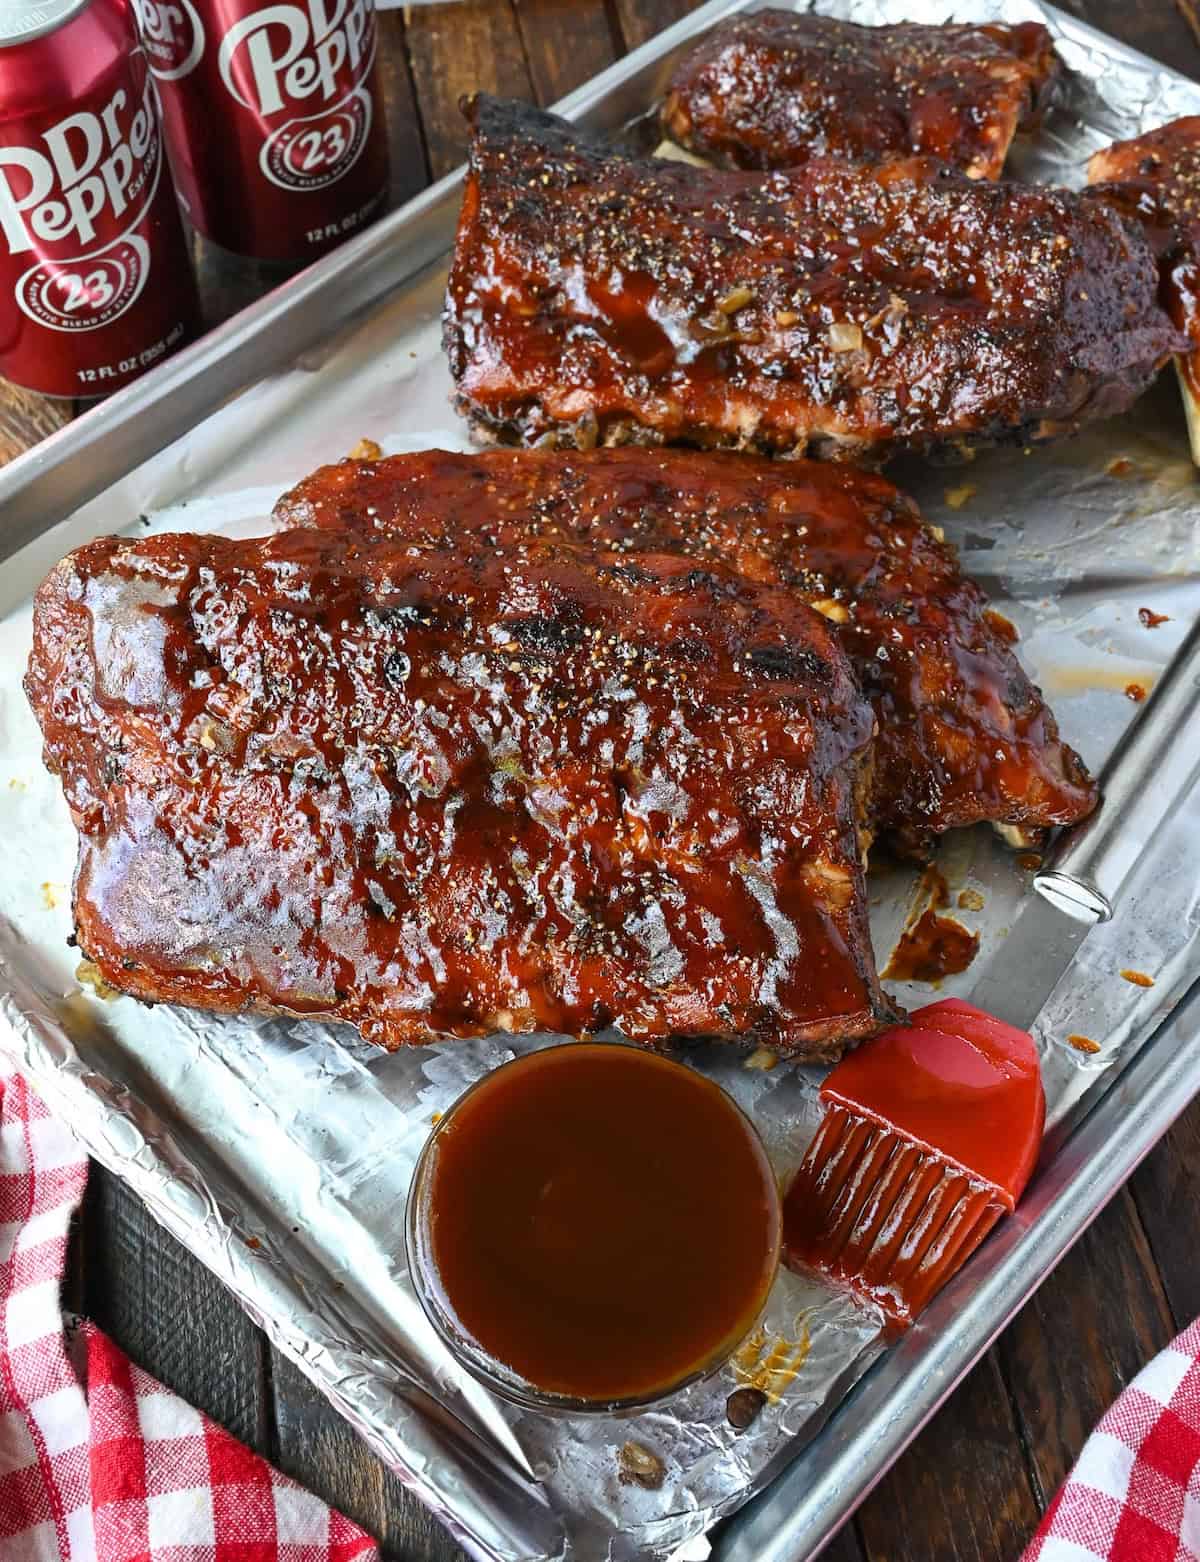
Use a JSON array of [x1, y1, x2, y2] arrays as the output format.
[[136, 0, 390, 261], [0, 0, 198, 398]]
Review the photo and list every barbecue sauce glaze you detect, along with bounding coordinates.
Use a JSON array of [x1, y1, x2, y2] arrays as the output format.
[[420, 1043, 781, 1404]]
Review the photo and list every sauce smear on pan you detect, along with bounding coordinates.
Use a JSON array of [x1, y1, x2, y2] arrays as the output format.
[[883, 909, 980, 983]]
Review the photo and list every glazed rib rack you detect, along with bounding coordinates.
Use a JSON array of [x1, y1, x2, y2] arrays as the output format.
[[661, 11, 1060, 177], [277, 445, 1098, 855], [26, 525, 892, 1059], [444, 95, 1185, 463]]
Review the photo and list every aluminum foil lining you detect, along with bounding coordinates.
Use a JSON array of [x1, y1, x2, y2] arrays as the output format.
[[1, 3, 1199, 1559]]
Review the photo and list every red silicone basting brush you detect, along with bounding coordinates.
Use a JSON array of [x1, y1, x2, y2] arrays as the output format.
[[783, 998, 1044, 1328]]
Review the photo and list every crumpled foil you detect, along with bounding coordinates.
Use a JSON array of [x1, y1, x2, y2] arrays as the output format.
[[1, 3, 1199, 1559]]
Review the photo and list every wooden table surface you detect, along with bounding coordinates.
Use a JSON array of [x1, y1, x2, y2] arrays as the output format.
[[4, 1, 1200, 1557]]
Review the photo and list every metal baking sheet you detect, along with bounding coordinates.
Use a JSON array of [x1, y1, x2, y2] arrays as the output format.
[[1, 3, 1199, 1560]]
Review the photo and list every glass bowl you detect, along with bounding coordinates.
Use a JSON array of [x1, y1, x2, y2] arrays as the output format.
[[405, 1041, 782, 1415]]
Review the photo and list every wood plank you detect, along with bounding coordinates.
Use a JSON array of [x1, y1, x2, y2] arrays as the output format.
[[377, 9, 434, 205], [514, 0, 621, 106], [82, 1169, 271, 1451], [271, 1351, 467, 1561], [857, 1352, 1042, 1562], [0, 381, 72, 468], [403, 0, 534, 179], [612, 0, 697, 51], [1129, 1093, 1200, 1331], [995, 1187, 1174, 1509]]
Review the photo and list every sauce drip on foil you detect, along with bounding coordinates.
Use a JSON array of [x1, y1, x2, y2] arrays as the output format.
[[882, 868, 980, 984], [883, 909, 980, 983]]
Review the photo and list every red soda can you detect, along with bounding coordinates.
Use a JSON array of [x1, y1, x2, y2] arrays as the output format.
[[136, 0, 390, 262], [0, 0, 198, 399]]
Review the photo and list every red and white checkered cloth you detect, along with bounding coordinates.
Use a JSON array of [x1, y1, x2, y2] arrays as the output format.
[[1022, 1316, 1200, 1562], [0, 1066, 380, 1561]]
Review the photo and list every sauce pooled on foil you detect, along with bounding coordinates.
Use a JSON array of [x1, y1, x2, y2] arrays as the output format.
[[417, 1043, 781, 1405]]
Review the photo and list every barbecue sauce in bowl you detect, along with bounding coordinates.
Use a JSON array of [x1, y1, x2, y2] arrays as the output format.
[[406, 1043, 781, 1411]]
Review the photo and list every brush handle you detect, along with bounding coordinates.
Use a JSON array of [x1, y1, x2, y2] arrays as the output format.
[[1036, 614, 1200, 922]]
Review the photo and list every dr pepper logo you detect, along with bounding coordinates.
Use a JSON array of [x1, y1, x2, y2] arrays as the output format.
[[0, 76, 162, 332], [134, 0, 206, 79], [220, 0, 375, 189], [138, 0, 377, 190]]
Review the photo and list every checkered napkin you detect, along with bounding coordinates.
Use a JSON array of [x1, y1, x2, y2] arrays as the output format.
[[0, 1067, 380, 1561], [1021, 1318, 1200, 1561]]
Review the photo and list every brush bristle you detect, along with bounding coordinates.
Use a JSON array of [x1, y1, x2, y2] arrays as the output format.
[[785, 1104, 1007, 1324]]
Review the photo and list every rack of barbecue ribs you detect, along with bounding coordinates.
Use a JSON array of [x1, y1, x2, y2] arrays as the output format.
[[444, 95, 1186, 463], [661, 12, 1059, 178], [276, 446, 1098, 857], [1087, 116, 1200, 463], [25, 527, 896, 1059]]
